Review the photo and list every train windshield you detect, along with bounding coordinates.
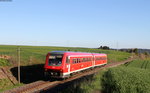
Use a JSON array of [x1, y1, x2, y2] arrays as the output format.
[[48, 55, 63, 66]]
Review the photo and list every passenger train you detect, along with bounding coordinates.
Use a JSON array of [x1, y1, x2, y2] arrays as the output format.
[[44, 51, 107, 78]]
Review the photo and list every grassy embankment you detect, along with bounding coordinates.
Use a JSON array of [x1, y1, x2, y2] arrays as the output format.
[[102, 59, 150, 93], [0, 81, 23, 92]]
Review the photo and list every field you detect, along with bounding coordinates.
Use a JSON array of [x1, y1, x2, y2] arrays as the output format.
[[124, 59, 150, 70], [101, 59, 150, 93], [0, 45, 131, 66]]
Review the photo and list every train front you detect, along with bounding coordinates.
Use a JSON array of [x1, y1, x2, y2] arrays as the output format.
[[44, 51, 65, 78]]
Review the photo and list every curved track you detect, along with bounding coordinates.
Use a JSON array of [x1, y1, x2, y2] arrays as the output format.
[[3, 57, 134, 93]]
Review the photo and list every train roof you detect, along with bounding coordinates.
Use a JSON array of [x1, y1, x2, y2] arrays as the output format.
[[49, 51, 106, 56], [49, 51, 69, 55]]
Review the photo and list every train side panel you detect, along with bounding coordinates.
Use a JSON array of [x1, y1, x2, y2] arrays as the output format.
[[94, 54, 107, 66], [69, 56, 93, 73]]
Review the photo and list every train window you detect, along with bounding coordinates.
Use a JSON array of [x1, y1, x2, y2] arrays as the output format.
[[85, 58, 88, 62], [76, 58, 78, 63], [83, 58, 85, 62], [97, 57, 102, 61], [95, 57, 107, 60], [89, 58, 91, 61], [81, 58, 83, 62], [96, 57, 98, 61], [84, 58, 86, 62], [100, 57, 103, 60], [86, 58, 88, 62], [87, 58, 89, 61], [99, 57, 103, 60], [78, 58, 81, 63], [48, 54, 63, 66], [88, 58, 90, 61], [75, 58, 77, 63], [101, 57, 106, 60]]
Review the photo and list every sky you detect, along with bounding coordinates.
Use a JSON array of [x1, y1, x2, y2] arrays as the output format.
[[0, 0, 150, 49]]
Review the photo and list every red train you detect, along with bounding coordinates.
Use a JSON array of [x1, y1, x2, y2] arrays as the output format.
[[44, 51, 107, 78]]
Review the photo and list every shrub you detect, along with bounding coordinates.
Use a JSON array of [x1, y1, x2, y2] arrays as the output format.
[[102, 67, 150, 93]]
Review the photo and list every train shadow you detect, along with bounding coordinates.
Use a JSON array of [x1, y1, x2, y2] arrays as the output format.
[[41, 74, 96, 93], [10, 64, 46, 84]]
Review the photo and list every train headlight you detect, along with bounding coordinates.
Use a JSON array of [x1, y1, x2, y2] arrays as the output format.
[[60, 69, 63, 72], [51, 72, 54, 75]]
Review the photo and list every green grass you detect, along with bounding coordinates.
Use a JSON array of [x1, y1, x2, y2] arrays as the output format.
[[102, 67, 150, 93], [0, 59, 11, 66], [79, 71, 105, 93], [0, 79, 13, 91], [124, 59, 150, 70], [0, 45, 131, 66], [101, 59, 150, 93], [59, 70, 106, 93], [0, 79, 23, 92]]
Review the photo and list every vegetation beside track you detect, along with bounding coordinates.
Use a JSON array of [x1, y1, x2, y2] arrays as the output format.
[[102, 66, 150, 93], [0, 79, 13, 91], [59, 59, 150, 93], [1, 45, 149, 93], [0, 79, 23, 92], [58, 70, 106, 93], [124, 59, 150, 70], [101, 59, 150, 93]]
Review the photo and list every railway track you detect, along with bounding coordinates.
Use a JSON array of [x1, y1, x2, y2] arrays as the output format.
[[3, 57, 134, 93]]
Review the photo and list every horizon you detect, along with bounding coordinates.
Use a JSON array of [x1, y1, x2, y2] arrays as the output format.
[[0, 44, 150, 50], [0, 0, 150, 49]]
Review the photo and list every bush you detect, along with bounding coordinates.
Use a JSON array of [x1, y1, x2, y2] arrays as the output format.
[[102, 67, 150, 93]]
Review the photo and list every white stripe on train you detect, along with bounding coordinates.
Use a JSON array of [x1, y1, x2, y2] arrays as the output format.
[[62, 63, 107, 77]]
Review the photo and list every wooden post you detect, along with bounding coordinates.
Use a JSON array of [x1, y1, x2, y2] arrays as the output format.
[[18, 47, 20, 84]]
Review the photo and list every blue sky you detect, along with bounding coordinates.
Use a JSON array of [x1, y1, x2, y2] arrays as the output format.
[[0, 0, 150, 49]]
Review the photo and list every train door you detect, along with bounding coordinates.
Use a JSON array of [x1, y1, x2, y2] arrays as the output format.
[[92, 55, 95, 67], [66, 56, 70, 74]]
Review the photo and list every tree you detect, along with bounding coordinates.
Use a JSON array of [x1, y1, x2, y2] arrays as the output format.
[[133, 48, 138, 55], [98, 46, 110, 50], [144, 51, 149, 57]]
